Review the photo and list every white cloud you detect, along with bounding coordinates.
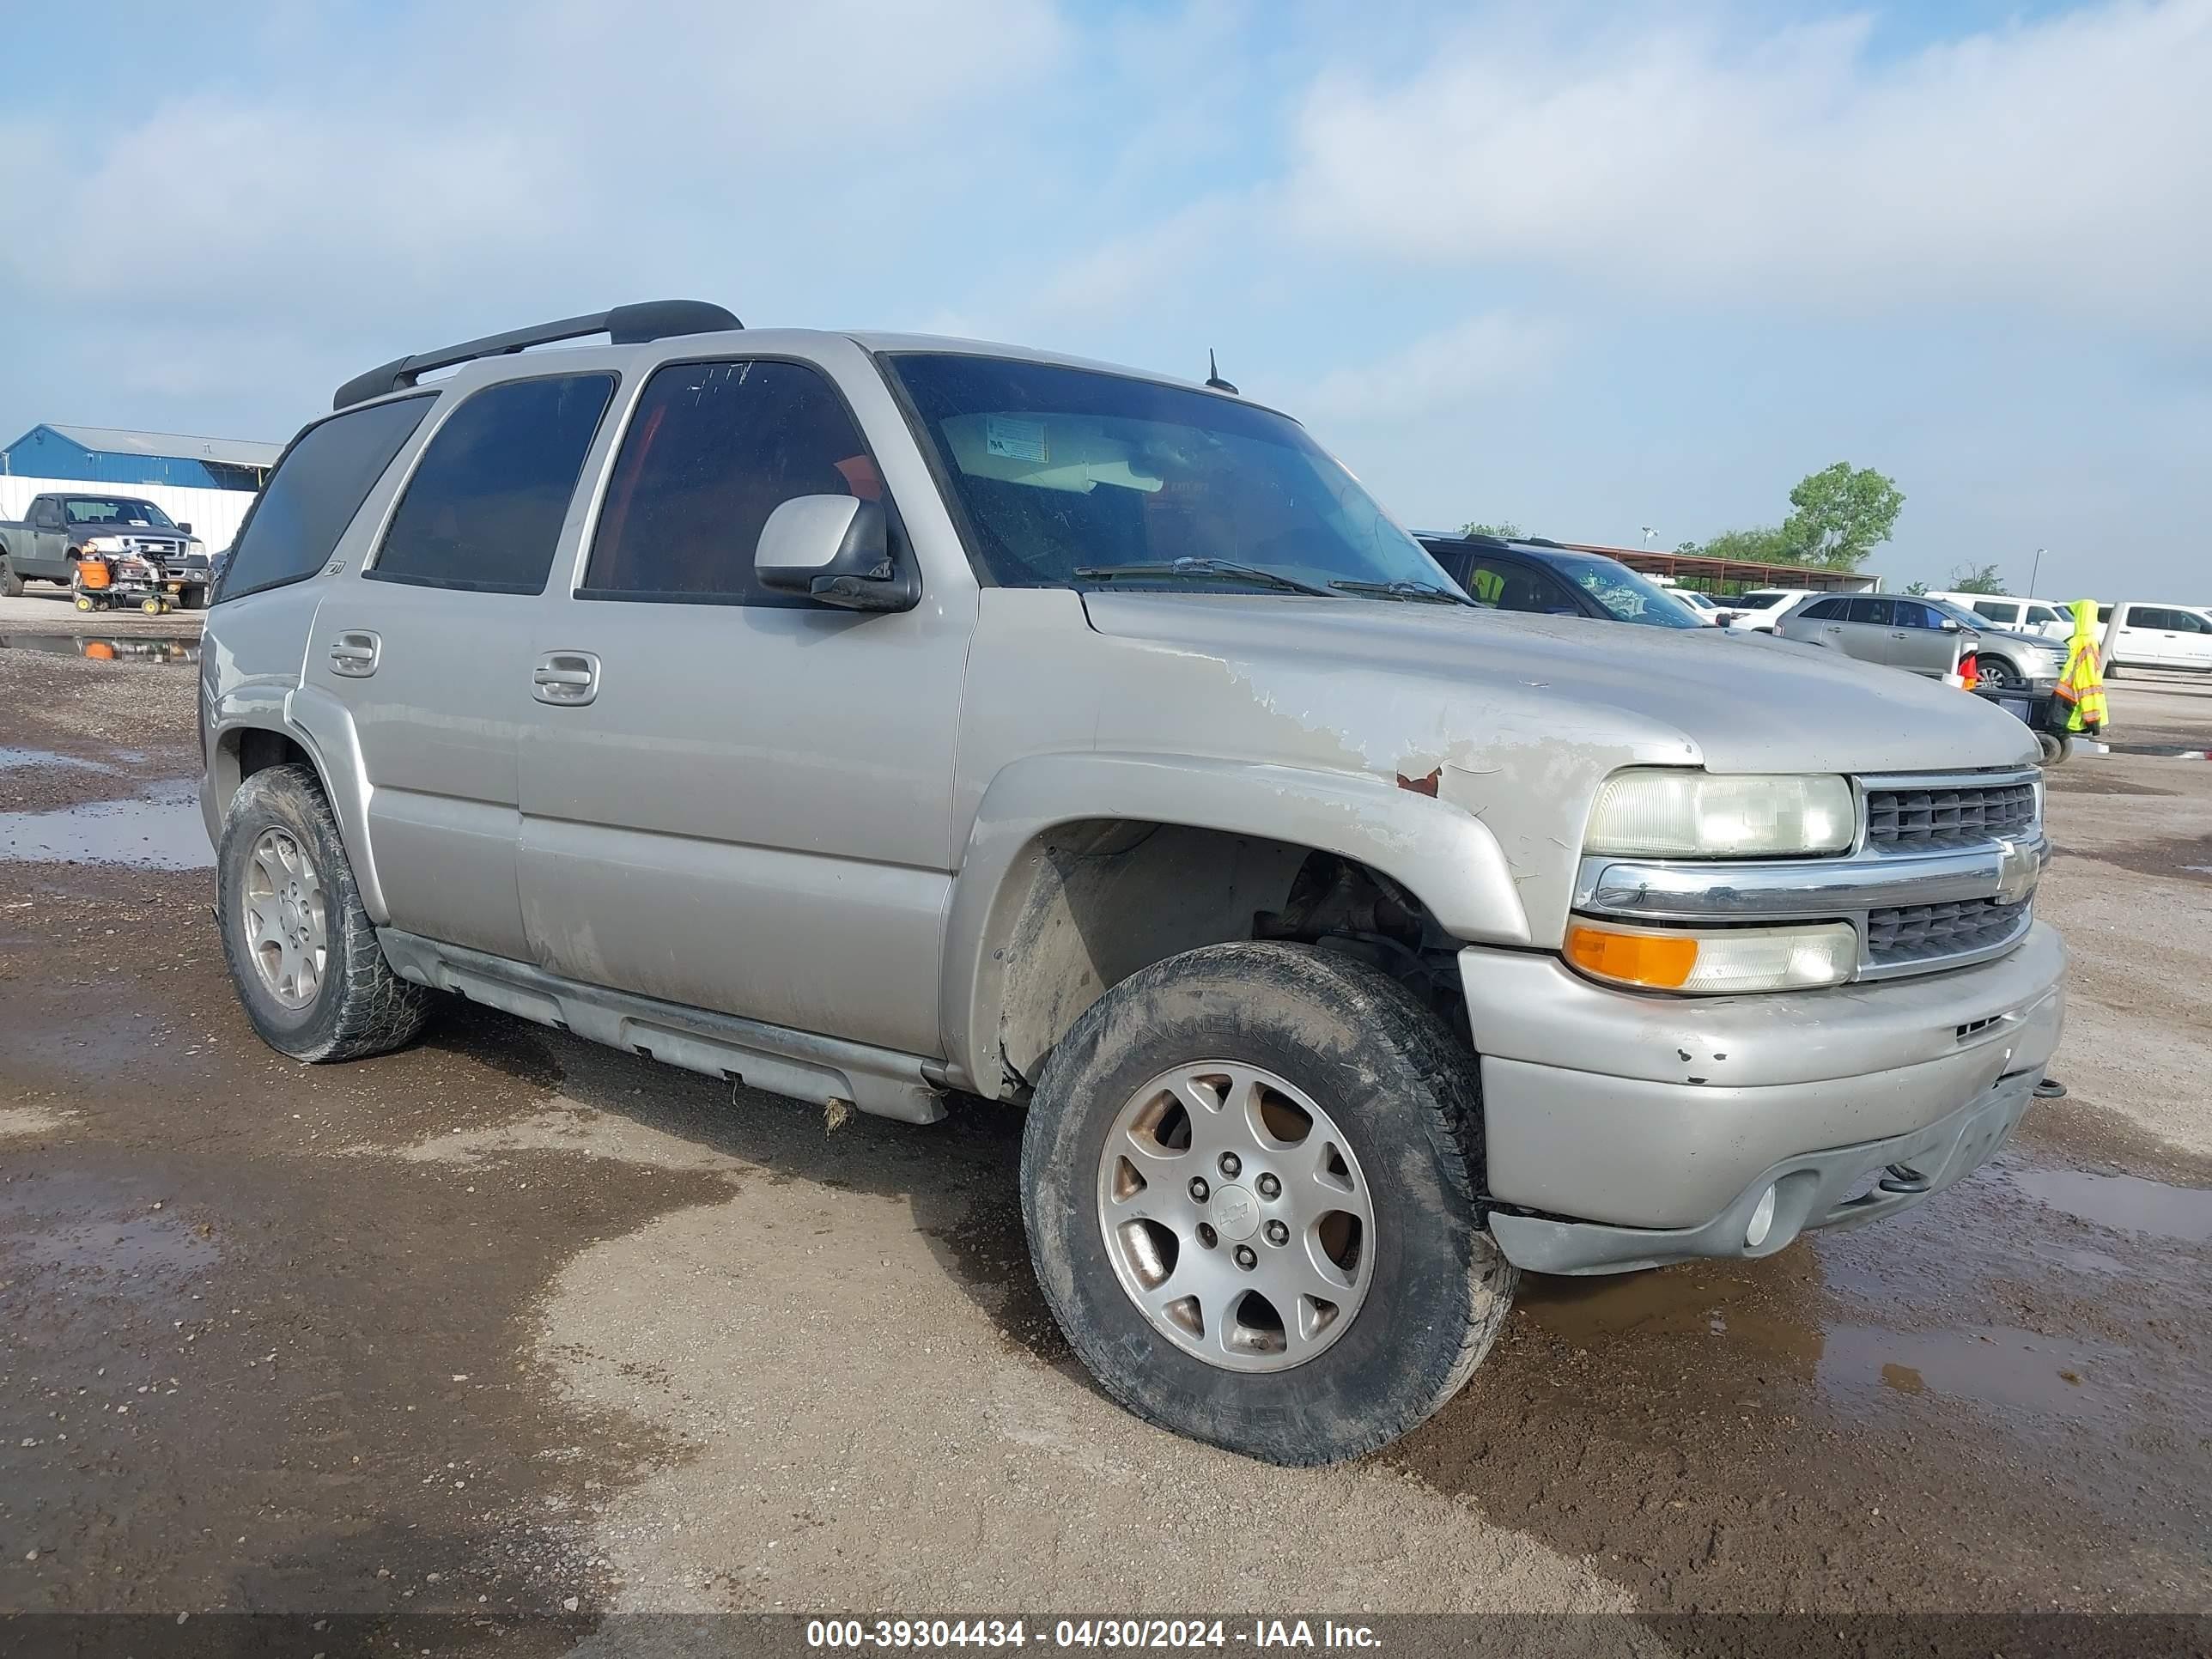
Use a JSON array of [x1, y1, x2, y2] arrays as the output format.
[[1286, 311, 1566, 422], [0, 0, 1068, 319], [1282, 0, 2212, 333]]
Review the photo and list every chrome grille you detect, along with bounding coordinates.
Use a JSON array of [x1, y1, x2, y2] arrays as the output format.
[[1866, 897, 2031, 968], [1864, 780, 2038, 849]]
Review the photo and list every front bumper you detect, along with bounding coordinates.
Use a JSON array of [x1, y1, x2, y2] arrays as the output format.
[[1460, 921, 2065, 1273]]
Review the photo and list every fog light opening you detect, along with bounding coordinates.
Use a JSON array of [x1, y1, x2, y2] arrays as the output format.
[[1746, 1184, 1778, 1249]]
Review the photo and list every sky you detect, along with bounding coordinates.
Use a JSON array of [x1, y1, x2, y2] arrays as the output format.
[[3, 0, 2207, 599]]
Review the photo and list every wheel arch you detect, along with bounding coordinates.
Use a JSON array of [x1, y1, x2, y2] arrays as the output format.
[[208, 684, 387, 922], [940, 751, 1529, 1097]]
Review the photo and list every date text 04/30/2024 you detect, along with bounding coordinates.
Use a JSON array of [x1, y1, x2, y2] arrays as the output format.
[[804, 1620, 1382, 1650]]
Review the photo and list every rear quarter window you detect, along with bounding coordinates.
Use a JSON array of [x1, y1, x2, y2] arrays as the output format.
[[370, 373, 617, 595], [214, 395, 434, 603]]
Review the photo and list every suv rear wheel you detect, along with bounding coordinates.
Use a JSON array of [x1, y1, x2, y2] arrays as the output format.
[[216, 763, 434, 1062], [1021, 941, 1515, 1465]]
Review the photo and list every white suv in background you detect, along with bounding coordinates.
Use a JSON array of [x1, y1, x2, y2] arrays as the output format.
[[2097, 603, 2212, 674], [1924, 592, 2071, 643], [1718, 587, 1826, 631]]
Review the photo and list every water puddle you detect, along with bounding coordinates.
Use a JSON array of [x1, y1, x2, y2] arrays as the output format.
[[0, 746, 112, 773], [0, 1171, 219, 1303], [1820, 1323, 2124, 1423], [0, 778, 210, 868], [1518, 1257, 1827, 1375], [0, 632, 201, 665], [2010, 1168, 2212, 1243]]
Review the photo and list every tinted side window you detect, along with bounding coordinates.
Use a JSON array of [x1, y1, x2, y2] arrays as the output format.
[[1462, 557, 1574, 613], [1800, 597, 1845, 620], [1971, 599, 2019, 623], [2124, 606, 2166, 629], [216, 396, 434, 603], [2097, 605, 2112, 623], [372, 374, 616, 595], [2172, 610, 2211, 633], [583, 359, 882, 605], [1846, 597, 1893, 625], [2026, 605, 2060, 625]]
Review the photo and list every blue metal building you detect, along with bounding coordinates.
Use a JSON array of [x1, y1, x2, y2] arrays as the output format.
[[0, 423, 283, 492]]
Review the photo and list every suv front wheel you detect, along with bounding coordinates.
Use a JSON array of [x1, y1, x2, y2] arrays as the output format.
[[216, 763, 434, 1062], [1021, 941, 1516, 1465]]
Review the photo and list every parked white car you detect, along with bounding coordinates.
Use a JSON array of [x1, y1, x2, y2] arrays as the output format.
[[1669, 589, 1726, 624], [1718, 587, 1826, 632], [2097, 602, 2212, 674], [1924, 592, 2072, 643]]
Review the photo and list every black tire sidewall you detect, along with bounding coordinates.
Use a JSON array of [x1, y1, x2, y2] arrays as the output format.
[[217, 769, 364, 1058], [1024, 945, 1494, 1463]]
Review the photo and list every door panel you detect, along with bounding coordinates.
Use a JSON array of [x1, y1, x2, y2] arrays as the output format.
[[516, 353, 971, 1058], [1887, 599, 1960, 675], [2111, 605, 2165, 667], [1835, 597, 1894, 665], [307, 581, 541, 957], [2167, 608, 2212, 668], [306, 369, 619, 960]]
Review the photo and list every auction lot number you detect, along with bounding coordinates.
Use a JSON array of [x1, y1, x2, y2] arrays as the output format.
[[807, 1621, 1234, 1650]]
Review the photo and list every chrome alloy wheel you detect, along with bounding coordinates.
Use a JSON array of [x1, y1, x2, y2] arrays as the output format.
[[242, 828, 328, 1010], [1096, 1061, 1375, 1372]]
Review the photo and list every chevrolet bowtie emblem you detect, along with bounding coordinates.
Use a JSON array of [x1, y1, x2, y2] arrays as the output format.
[[1994, 836, 2038, 906]]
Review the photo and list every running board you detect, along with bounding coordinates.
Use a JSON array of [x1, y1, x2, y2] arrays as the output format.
[[376, 930, 948, 1125]]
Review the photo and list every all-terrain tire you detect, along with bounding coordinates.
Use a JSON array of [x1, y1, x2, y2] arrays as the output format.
[[0, 556, 21, 598], [1021, 940, 1516, 1466], [216, 763, 434, 1063]]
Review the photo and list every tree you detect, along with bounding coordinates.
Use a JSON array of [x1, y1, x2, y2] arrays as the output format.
[[1462, 520, 1523, 540], [1948, 562, 2006, 594], [1698, 526, 1795, 563], [1779, 463, 1905, 570], [1903, 580, 1929, 596]]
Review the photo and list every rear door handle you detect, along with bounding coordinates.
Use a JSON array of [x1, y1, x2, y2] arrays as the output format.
[[329, 630, 381, 677], [533, 650, 600, 706]]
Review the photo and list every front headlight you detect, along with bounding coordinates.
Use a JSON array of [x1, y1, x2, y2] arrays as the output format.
[[81, 535, 125, 554], [1565, 919, 1857, 994], [1585, 769, 1855, 858]]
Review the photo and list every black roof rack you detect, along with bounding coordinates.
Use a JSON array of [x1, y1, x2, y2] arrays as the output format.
[[331, 300, 740, 410]]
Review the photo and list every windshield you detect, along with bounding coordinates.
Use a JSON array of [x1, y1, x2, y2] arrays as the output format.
[[64, 497, 174, 529], [1546, 553, 1704, 628], [886, 354, 1457, 596]]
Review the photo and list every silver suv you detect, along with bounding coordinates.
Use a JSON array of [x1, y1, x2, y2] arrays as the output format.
[[1776, 592, 2065, 691], [201, 301, 2065, 1464]]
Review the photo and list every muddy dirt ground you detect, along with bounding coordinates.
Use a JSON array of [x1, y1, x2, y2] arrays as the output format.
[[3, 598, 2209, 1650]]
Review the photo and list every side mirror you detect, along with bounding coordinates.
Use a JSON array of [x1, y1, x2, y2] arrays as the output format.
[[177, 521, 193, 534], [755, 495, 917, 612], [1940, 619, 1963, 633]]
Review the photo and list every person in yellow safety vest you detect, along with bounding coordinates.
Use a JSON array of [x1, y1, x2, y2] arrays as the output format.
[[2054, 598, 2108, 733]]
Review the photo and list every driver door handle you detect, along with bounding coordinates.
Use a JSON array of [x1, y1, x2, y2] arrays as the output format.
[[533, 650, 601, 707]]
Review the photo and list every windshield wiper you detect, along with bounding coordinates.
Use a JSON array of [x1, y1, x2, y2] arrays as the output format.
[[1071, 557, 1334, 598], [1328, 578, 1481, 607]]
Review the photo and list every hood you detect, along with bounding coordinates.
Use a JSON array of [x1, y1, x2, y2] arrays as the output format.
[[1079, 592, 2041, 777]]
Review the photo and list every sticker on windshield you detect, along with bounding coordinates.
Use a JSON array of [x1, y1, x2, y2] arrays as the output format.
[[985, 416, 1049, 465]]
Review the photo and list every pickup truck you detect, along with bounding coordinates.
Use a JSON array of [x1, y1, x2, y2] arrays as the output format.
[[199, 301, 2065, 1465], [0, 492, 216, 605]]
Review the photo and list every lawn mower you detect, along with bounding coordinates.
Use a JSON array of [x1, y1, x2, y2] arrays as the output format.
[[70, 550, 179, 616]]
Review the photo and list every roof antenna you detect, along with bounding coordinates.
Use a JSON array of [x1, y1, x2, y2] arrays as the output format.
[[1205, 349, 1238, 395]]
